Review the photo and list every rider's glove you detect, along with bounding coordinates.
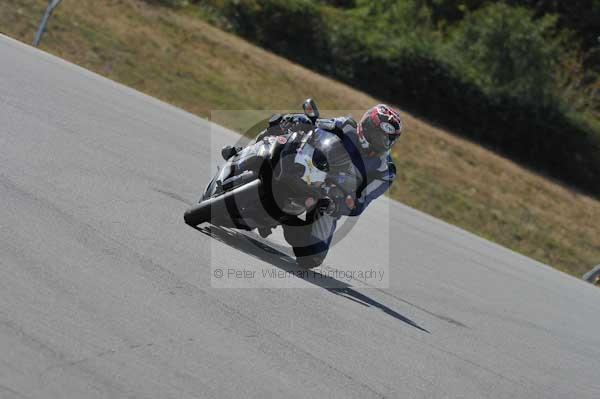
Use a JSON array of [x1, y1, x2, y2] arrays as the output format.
[[316, 197, 337, 216], [317, 194, 357, 218]]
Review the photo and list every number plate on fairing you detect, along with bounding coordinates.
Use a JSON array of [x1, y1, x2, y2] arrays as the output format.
[[294, 145, 327, 186]]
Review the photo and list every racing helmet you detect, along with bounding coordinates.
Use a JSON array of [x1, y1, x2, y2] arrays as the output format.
[[357, 104, 403, 154]]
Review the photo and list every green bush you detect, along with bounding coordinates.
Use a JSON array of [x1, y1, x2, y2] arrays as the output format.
[[344, 44, 600, 190], [506, 0, 600, 53], [149, 0, 190, 7], [448, 4, 563, 103], [222, 0, 331, 67], [198, 0, 600, 195], [318, 0, 356, 7]]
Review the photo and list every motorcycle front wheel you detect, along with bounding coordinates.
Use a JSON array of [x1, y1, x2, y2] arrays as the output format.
[[184, 178, 263, 227]]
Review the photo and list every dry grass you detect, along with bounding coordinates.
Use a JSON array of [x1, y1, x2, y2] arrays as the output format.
[[1, 0, 599, 276]]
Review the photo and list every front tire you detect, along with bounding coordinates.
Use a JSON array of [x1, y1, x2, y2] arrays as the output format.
[[184, 201, 211, 226], [184, 178, 263, 227]]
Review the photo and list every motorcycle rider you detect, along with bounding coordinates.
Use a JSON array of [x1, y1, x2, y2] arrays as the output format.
[[222, 104, 403, 268]]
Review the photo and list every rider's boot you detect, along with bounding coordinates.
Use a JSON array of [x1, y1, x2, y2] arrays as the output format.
[[257, 227, 272, 238], [296, 254, 324, 269]]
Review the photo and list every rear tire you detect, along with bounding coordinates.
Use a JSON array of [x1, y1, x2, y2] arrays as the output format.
[[296, 254, 324, 269]]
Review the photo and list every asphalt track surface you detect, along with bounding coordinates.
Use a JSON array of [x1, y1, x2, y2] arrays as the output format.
[[2, 34, 600, 399]]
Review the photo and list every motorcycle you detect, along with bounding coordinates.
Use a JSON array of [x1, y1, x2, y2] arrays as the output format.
[[183, 99, 362, 256]]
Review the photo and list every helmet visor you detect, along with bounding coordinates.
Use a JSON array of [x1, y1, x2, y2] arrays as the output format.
[[370, 131, 400, 152], [385, 133, 400, 148]]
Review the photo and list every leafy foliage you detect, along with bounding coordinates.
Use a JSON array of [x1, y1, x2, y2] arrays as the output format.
[[448, 4, 562, 102], [149, 0, 190, 7], [198, 0, 600, 195], [221, 0, 331, 67]]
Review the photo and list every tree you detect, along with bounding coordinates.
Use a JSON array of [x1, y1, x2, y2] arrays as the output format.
[[449, 3, 564, 102]]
